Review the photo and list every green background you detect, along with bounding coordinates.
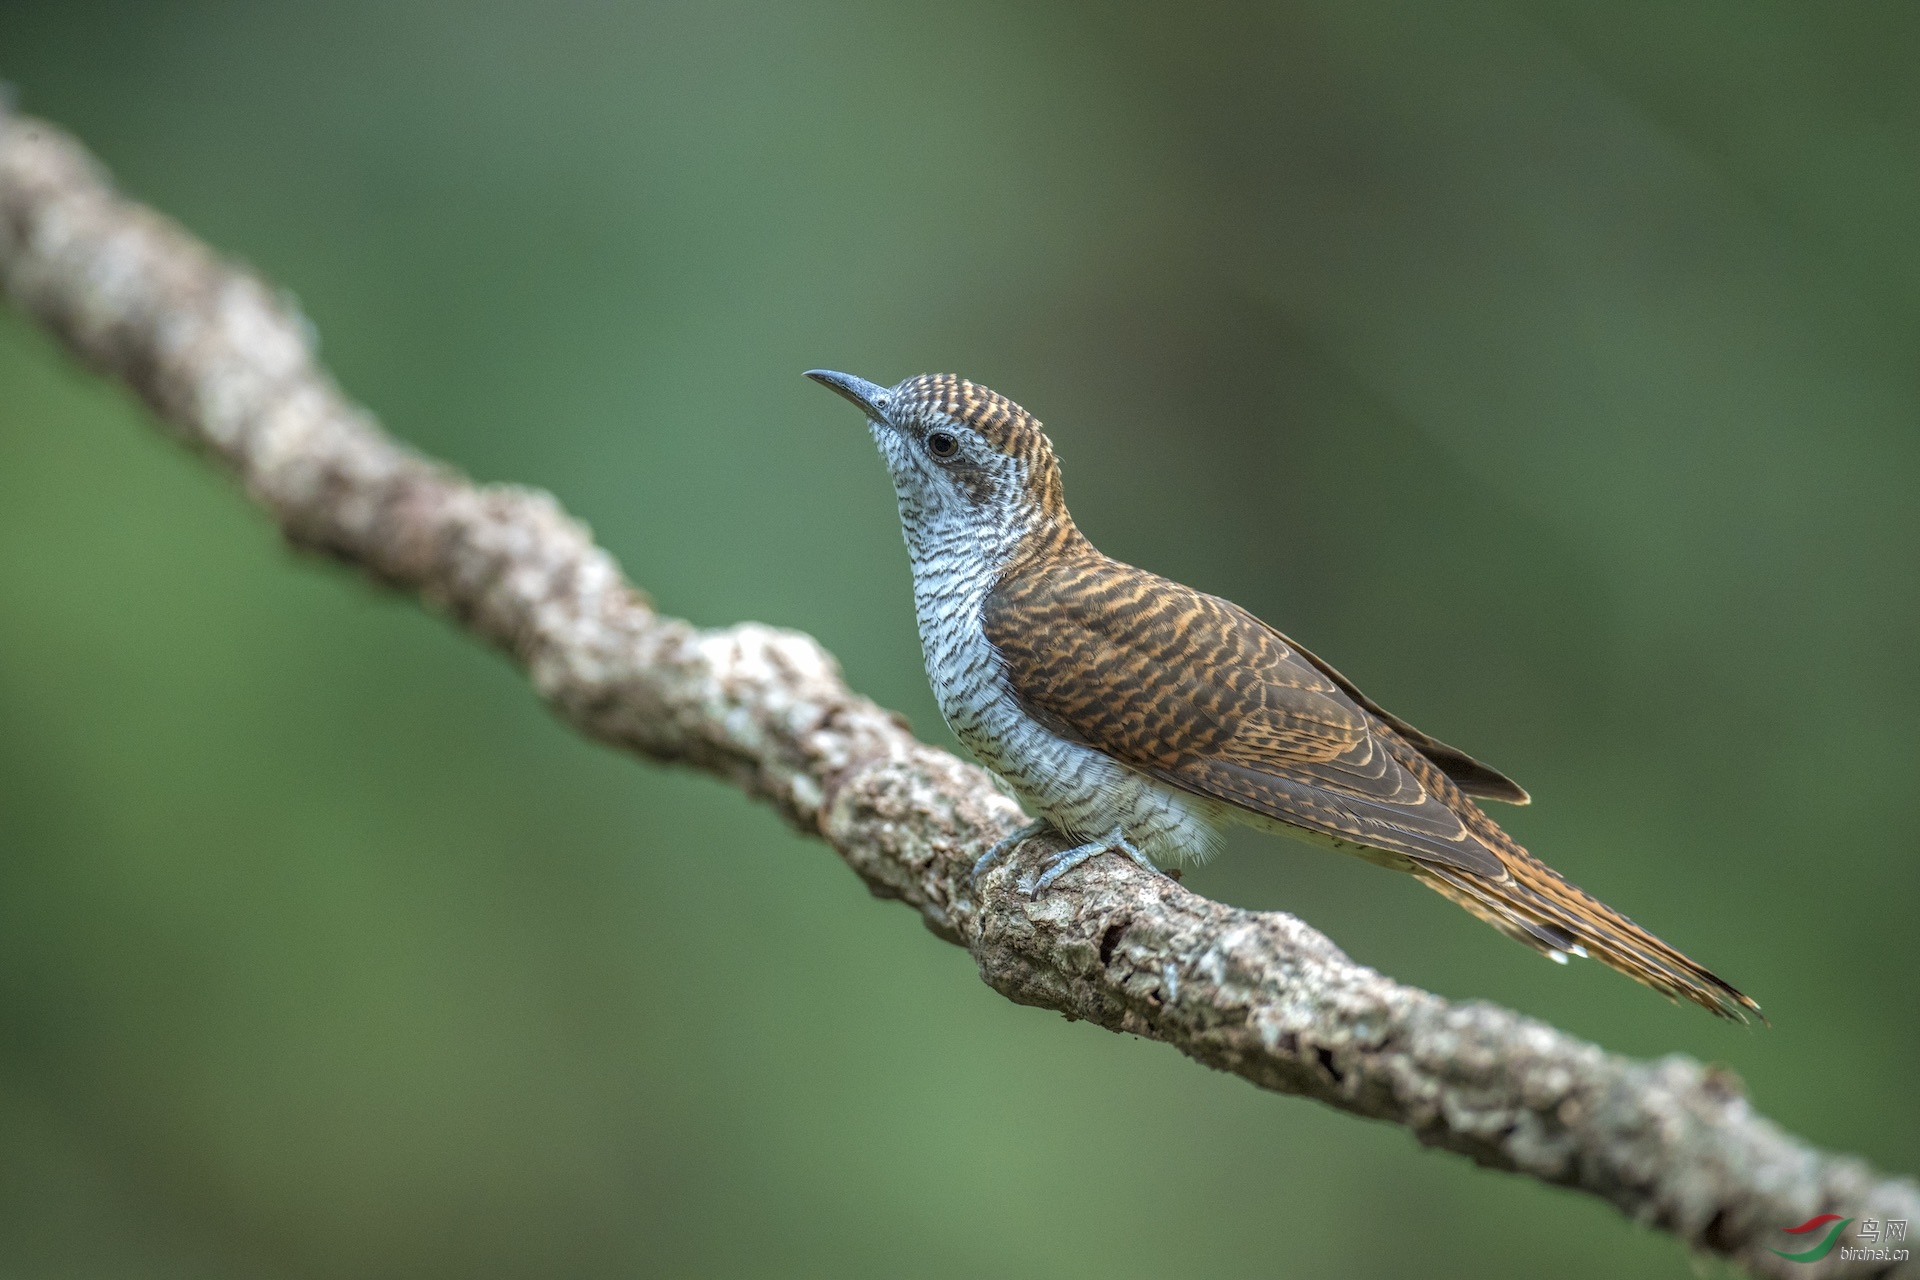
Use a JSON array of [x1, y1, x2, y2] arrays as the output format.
[[2, 3, 1915, 1277]]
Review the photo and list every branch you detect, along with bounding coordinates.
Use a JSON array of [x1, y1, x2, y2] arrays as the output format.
[[1, 105, 1912, 1280]]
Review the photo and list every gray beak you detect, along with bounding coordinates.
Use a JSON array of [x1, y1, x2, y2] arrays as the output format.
[[805, 369, 893, 423]]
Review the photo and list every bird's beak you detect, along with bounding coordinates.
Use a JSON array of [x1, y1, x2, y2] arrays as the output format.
[[805, 369, 893, 424]]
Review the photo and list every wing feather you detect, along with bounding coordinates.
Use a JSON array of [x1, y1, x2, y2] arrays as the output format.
[[983, 553, 1514, 879]]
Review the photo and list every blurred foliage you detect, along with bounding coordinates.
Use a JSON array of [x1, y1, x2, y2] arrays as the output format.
[[1, 2, 1916, 1277]]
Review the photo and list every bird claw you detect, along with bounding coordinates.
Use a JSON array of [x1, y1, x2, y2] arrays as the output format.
[[971, 820, 1050, 884], [1016, 828, 1157, 898]]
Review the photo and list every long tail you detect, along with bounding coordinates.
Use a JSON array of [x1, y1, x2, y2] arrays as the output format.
[[1415, 848, 1764, 1024]]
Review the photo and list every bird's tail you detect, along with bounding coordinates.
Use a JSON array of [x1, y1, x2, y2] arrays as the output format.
[[1415, 848, 1763, 1024]]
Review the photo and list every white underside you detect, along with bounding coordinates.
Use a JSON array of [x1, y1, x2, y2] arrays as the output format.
[[907, 532, 1233, 869]]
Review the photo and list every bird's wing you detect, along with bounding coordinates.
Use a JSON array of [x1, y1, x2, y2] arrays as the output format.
[[1285, 651, 1529, 804], [982, 555, 1512, 879]]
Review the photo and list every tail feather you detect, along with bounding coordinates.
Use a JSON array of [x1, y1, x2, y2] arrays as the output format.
[[1418, 854, 1764, 1024], [1379, 736, 1763, 1022]]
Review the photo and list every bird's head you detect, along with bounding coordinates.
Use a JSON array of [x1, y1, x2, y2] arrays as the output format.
[[806, 370, 1070, 558]]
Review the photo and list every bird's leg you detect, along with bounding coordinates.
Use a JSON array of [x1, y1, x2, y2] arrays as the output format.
[[971, 819, 1051, 884], [1020, 827, 1158, 898]]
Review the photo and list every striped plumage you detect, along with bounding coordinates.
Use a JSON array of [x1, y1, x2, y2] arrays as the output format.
[[808, 369, 1761, 1023]]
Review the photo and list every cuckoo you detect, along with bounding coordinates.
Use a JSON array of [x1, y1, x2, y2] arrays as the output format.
[[807, 369, 1760, 1022]]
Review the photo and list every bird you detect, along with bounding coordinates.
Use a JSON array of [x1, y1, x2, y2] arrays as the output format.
[[806, 369, 1761, 1023]]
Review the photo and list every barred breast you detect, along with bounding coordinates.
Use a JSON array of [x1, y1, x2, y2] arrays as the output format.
[[907, 528, 1226, 867]]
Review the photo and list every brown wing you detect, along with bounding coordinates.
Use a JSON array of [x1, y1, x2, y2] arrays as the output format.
[[1292, 653, 1529, 804], [982, 553, 1514, 879]]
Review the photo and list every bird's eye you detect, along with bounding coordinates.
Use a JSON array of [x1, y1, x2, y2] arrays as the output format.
[[926, 431, 959, 459]]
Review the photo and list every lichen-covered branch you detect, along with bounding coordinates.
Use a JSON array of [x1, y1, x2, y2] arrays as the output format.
[[1, 105, 1912, 1279]]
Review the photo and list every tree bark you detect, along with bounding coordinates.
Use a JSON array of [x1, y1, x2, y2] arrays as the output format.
[[1, 104, 1913, 1279]]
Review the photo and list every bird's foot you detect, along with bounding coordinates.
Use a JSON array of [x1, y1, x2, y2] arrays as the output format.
[[1017, 827, 1158, 898], [971, 820, 1051, 885]]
